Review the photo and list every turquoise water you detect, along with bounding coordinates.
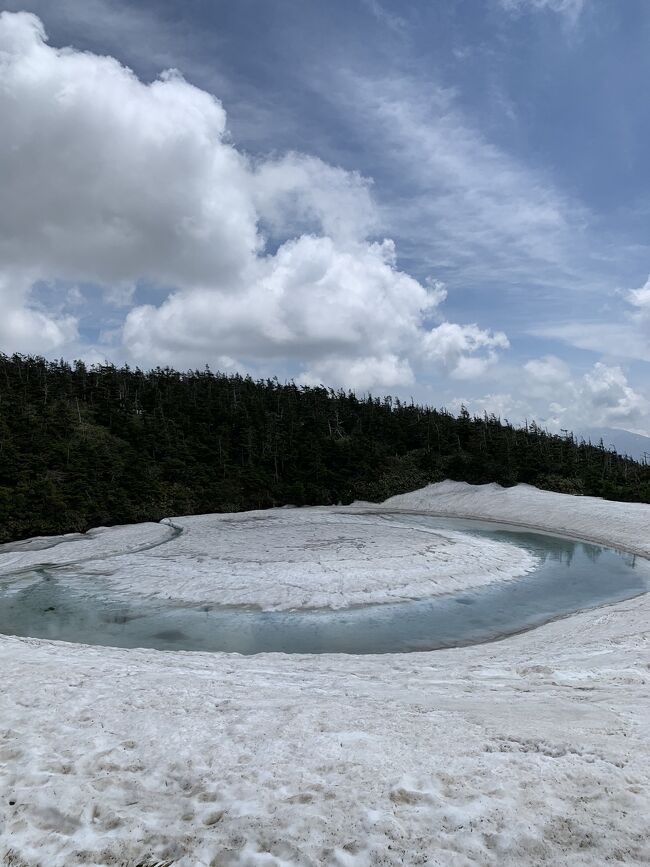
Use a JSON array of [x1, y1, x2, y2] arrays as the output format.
[[0, 515, 648, 654]]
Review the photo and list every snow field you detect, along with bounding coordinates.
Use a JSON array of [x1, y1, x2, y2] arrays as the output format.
[[0, 482, 649, 865], [380, 480, 650, 557]]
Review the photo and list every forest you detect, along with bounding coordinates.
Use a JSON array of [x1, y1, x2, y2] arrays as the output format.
[[1, 353, 649, 542]]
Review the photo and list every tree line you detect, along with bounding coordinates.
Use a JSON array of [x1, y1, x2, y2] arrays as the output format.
[[1, 353, 648, 542]]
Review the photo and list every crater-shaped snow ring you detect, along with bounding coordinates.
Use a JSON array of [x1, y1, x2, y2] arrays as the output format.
[[33, 509, 540, 610]]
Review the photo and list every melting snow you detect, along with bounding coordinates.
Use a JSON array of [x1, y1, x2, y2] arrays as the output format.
[[1, 510, 538, 610], [0, 482, 649, 865]]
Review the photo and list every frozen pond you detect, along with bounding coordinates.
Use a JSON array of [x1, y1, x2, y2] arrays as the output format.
[[0, 515, 648, 654]]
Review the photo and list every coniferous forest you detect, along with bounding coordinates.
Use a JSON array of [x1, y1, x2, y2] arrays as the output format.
[[1, 353, 649, 542]]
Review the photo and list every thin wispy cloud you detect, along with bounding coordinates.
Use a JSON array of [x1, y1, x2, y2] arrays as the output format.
[[360, 0, 408, 36], [329, 71, 592, 293], [532, 275, 650, 365], [499, 0, 586, 25], [0, 0, 181, 67]]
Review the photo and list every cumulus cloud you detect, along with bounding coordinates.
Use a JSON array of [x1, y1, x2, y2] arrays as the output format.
[[0, 11, 508, 389], [422, 323, 509, 380], [0, 271, 78, 355], [423, 322, 509, 379], [123, 237, 498, 387], [454, 357, 649, 436], [122, 237, 436, 366], [0, 11, 257, 288], [524, 357, 649, 430], [253, 153, 377, 244], [581, 363, 648, 426], [301, 355, 415, 391]]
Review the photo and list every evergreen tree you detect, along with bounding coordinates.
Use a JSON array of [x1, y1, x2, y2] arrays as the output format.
[[0, 353, 648, 541]]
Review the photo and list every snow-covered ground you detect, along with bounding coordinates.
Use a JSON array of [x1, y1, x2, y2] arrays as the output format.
[[1, 510, 538, 610], [1, 482, 649, 866], [0, 521, 174, 577], [380, 480, 650, 558]]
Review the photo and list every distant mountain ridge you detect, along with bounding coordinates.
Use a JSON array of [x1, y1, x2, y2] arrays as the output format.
[[577, 428, 650, 464]]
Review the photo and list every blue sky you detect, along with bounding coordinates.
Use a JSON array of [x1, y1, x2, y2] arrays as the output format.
[[1, 0, 649, 435]]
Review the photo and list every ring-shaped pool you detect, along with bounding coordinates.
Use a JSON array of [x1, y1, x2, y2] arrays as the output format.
[[0, 515, 648, 654]]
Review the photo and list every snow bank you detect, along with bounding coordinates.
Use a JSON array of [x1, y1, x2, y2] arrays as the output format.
[[0, 521, 175, 578], [53, 510, 538, 610], [1, 483, 649, 866], [378, 480, 650, 557]]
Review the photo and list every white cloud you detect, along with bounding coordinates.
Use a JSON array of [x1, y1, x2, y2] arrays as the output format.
[[65, 286, 85, 306], [447, 391, 532, 424], [422, 323, 509, 380], [524, 357, 649, 430], [103, 284, 137, 308], [0, 11, 509, 389], [253, 153, 377, 244], [0, 11, 258, 289], [531, 275, 650, 364], [0, 0, 194, 72], [523, 354, 570, 387], [0, 271, 78, 355], [628, 275, 650, 322], [499, 0, 586, 23], [581, 363, 648, 425], [122, 237, 435, 365], [453, 357, 649, 436], [531, 322, 650, 362], [301, 355, 414, 391], [336, 73, 590, 291], [360, 0, 408, 35], [123, 236, 505, 384]]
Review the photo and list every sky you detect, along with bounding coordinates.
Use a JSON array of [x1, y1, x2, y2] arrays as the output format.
[[1, 0, 649, 436]]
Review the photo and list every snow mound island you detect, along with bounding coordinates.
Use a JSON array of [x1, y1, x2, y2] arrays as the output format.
[[0, 510, 540, 611]]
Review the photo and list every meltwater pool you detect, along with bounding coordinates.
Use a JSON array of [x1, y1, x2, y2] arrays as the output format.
[[0, 515, 648, 654]]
